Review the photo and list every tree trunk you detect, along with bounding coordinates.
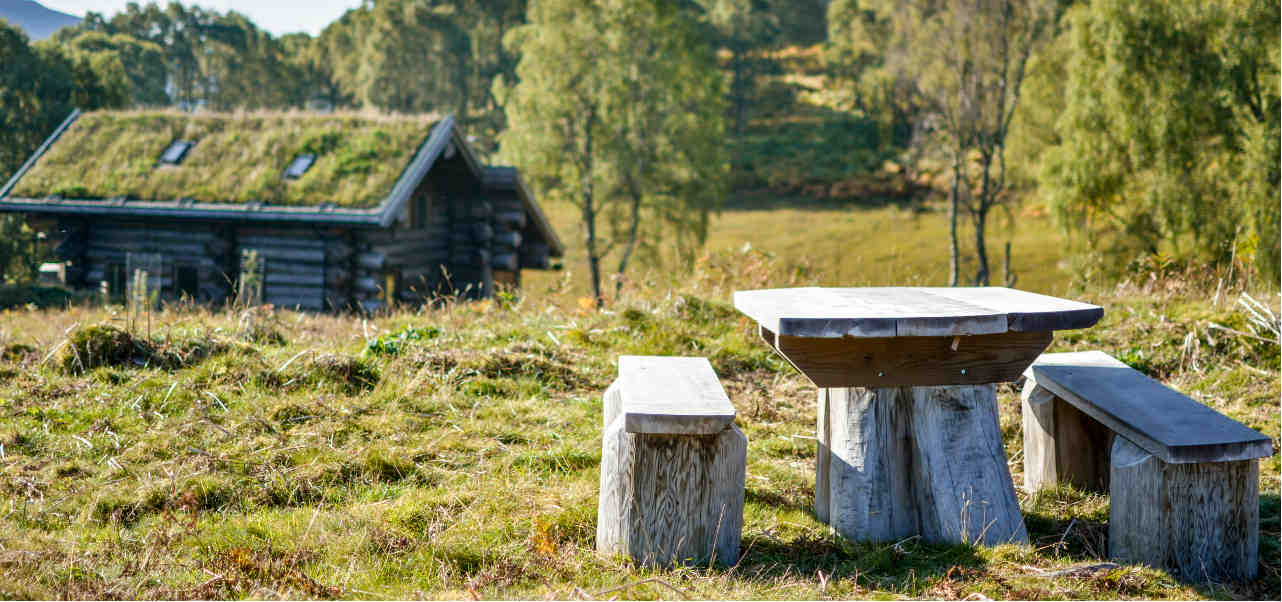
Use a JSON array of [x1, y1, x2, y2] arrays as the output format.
[[580, 113, 604, 308], [816, 384, 1027, 545], [949, 150, 961, 287]]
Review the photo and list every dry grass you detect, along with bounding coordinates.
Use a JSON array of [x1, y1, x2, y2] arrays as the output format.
[[10, 110, 439, 208], [0, 252, 1275, 599]]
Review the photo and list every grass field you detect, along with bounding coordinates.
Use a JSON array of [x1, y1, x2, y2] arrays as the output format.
[[0, 200, 1277, 600], [527, 194, 1080, 307]]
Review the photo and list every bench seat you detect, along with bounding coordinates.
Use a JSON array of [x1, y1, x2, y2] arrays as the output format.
[[1021, 351, 1273, 582], [597, 356, 746, 567]]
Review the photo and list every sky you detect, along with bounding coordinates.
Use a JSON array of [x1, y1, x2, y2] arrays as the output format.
[[40, 0, 363, 36]]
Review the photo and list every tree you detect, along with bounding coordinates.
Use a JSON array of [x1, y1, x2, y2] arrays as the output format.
[[51, 30, 169, 106], [702, 0, 779, 135], [1034, 0, 1280, 284], [499, 0, 727, 306], [841, 0, 1058, 285], [0, 20, 126, 282]]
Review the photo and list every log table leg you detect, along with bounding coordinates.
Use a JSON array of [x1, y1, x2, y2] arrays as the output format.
[[816, 383, 1028, 545]]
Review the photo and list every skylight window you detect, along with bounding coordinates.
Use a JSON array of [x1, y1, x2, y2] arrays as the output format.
[[159, 140, 194, 165], [284, 154, 317, 180]]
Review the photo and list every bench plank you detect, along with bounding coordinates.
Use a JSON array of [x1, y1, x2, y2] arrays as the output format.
[[616, 356, 735, 435], [1026, 351, 1272, 464]]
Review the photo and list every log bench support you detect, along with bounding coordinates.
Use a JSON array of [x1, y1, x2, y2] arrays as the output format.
[[817, 384, 1028, 546], [1022, 351, 1272, 582], [596, 356, 746, 567]]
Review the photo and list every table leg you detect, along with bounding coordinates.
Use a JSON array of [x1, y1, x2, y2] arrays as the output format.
[[816, 383, 1028, 545]]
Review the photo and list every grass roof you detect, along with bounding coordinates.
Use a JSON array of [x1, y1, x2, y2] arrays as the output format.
[[10, 110, 441, 209]]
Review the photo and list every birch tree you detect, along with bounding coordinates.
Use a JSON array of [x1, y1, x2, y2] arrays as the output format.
[[499, 0, 727, 306]]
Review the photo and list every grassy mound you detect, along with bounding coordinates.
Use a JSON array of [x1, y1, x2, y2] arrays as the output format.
[[57, 323, 232, 373]]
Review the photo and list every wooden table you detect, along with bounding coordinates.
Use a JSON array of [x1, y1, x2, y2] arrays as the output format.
[[734, 287, 1103, 546]]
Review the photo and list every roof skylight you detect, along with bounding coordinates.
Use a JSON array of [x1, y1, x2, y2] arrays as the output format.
[[159, 140, 194, 165], [284, 154, 317, 180]]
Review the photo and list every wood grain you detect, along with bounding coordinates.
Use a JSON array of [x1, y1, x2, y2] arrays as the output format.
[[1109, 436, 1259, 582], [615, 356, 736, 435], [819, 384, 1028, 545], [734, 286, 1102, 339], [769, 329, 1053, 387], [596, 416, 746, 567], [1026, 351, 1273, 463]]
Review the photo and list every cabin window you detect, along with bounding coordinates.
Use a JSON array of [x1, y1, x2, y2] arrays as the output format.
[[175, 265, 199, 299], [159, 140, 195, 165], [283, 154, 317, 180]]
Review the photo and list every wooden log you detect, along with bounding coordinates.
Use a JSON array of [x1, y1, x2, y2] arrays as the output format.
[[495, 210, 526, 229], [265, 271, 347, 287], [1109, 436, 1259, 582], [1020, 380, 1112, 493], [493, 231, 522, 250], [357, 251, 385, 271], [764, 328, 1053, 388], [520, 247, 551, 270], [491, 253, 518, 272], [597, 418, 746, 567], [818, 384, 1027, 545]]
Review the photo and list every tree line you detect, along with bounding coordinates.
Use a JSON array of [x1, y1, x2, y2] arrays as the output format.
[[0, 0, 1276, 295]]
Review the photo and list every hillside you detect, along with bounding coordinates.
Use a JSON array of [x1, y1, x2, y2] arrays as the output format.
[[0, 0, 79, 40]]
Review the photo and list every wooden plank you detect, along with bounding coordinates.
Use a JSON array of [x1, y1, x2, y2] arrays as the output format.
[[1027, 351, 1273, 463], [616, 356, 735, 435], [734, 286, 1102, 338], [923, 287, 1103, 332], [770, 329, 1053, 387]]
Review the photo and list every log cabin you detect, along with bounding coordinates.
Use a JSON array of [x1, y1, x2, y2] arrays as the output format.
[[0, 109, 564, 311]]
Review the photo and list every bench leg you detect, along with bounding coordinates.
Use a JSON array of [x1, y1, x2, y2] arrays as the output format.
[[597, 416, 747, 567], [1020, 379, 1112, 493], [1109, 436, 1259, 582], [819, 384, 1028, 545]]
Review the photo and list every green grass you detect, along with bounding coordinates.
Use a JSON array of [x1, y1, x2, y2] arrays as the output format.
[[527, 193, 1075, 304], [0, 239, 1276, 599], [11, 110, 438, 208]]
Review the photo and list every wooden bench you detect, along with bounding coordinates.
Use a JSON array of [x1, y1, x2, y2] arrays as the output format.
[[1021, 351, 1273, 582], [596, 356, 746, 567]]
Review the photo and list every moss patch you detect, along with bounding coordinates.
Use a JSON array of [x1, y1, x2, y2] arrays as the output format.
[[11, 110, 440, 209]]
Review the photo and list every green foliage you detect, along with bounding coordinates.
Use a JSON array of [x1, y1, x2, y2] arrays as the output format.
[[47, 30, 169, 106], [1032, 0, 1281, 284], [500, 0, 728, 303], [364, 325, 442, 357]]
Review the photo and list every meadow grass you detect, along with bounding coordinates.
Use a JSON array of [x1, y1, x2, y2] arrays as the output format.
[[0, 228, 1276, 599], [527, 194, 1080, 306], [0, 194, 1278, 599]]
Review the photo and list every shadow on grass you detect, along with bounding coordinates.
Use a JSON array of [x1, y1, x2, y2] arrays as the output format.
[[732, 531, 988, 595], [744, 487, 811, 515]]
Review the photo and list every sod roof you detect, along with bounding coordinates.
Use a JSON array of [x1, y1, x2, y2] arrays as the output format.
[[9, 110, 442, 209]]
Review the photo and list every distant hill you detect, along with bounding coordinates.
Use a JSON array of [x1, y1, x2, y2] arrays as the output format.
[[0, 0, 80, 40]]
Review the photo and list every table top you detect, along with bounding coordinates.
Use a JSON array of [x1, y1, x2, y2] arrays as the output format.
[[734, 287, 1103, 338]]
